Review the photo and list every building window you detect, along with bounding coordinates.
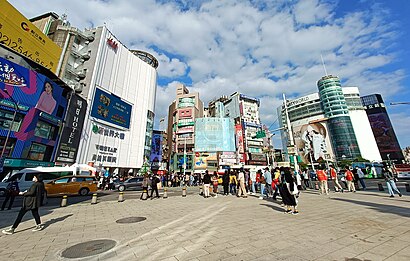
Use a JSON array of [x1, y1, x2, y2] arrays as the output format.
[[0, 137, 16, 157], [34, 120, 57, 140], [0, 109, 24, 132], [27, 142, 53, 161]]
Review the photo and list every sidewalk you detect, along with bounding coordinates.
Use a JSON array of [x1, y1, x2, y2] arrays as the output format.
[[0, 188, 409, 261]]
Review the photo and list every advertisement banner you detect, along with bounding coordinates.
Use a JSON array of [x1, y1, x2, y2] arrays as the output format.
[[235, 124, 244, 153], [293, 121, 334, 164], [195, 118, 235, 152], [90, 88, 132, 129], [55, 94, 87, 163], [368, 112, 401, 153], [150, 132, 162, 163], [0, 1, 62, 73], [194, 153, 217, 170]]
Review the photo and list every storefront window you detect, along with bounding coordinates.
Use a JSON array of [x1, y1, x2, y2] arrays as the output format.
[[0, 109, 24, 132], [0, 137, 16, 157], [34, 120, 56, 140], [27, 142, 53, 161]]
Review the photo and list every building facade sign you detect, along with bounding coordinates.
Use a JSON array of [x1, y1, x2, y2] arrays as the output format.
[[0, 1, 62, 72], [55, 94, 87, 163]]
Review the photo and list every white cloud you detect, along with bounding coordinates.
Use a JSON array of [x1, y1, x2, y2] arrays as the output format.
[[9, 0, 409, 147]]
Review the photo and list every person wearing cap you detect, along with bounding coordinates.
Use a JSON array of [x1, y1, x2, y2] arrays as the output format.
[[2, 174, 46, 235]]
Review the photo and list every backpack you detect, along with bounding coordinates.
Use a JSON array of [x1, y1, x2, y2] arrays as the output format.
[[260, 176, 266, 184]]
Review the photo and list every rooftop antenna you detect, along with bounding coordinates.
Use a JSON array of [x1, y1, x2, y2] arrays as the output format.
[[320, 54, 328, 76]]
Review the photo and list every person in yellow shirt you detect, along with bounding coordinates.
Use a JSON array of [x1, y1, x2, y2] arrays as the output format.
[[229, 172, 237, 195]]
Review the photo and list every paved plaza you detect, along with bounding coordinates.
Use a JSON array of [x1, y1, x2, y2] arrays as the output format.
[[0, 186, 409, 261]]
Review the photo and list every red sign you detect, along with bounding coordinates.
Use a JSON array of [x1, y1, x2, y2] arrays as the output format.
[[235, 124, 244, 154], [107, 38, 118, 52]]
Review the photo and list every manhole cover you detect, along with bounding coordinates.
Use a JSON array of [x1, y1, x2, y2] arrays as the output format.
[[116, 216, 146, 224], [61, 239, 116, 258]]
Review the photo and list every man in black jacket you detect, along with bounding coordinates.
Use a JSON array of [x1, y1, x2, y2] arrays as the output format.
[[150, 174, 160, 199], [2, 174, 45, 235]]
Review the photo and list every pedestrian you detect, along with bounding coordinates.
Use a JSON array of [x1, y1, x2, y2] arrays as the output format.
[[212, 172, 219, 197], [316, 166, 329, 195], [264, 167, 273, 197], [229, 172, 237, 195], [203, 170, 211, 198], [2, 174, 45, 235], [383, 167, 402, 198], [302, 169, 309, 189], [141, 174, 150, 199], [237, 168, 247, 198], [329, 166, 343, 192], [356, 167, 367, 190], [1, 179, 20, 211], [272, 167, 281, 200], [150, 174, 160, 199], [282, 167, 299, 215], [222, 170, 230, 195], [345, 167, 356, 192], [259, 171, 266, 199], [249, 168, 257, 195]]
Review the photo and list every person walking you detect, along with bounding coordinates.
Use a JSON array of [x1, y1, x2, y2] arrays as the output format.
[[2, 174, 45, 235], [316, 167, 329, 195], [212, 172, 219, 197], [150, 174, 160, 199], [345, 167, 356, 192], [141, 174, 150, 199], [272, 167, 281, 200], [229, 172, 237, 195], [356, 167, 367, 190], [222, 170, 230, 195], [237, 168, 247, 198], [203, 170, 211, 198], [250, 168, 257, 195], [384, 167, 402, 198], [282, 167, 299, 215], [330, 166, 343, 192], [1, 179, 20, 211]]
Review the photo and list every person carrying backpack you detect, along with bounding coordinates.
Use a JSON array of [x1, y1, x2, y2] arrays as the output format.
[[1, 180, 20, 211]]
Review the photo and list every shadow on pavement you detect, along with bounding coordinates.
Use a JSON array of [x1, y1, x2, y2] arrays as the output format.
[[43, 213, 73, 230], [260, 203, 286, 213], [331, 198, 410, 218]]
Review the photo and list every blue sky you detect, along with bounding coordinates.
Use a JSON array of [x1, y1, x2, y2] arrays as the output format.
[[10, 0, 410, 149]]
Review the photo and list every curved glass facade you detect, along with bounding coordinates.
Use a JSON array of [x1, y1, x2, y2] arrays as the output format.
[[317, 75, 361, 160]]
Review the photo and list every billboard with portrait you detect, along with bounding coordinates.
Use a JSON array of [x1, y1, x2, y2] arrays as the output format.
[[293, 120, 334, 164], [150, 132, 162, 163], [195, 118, 235, 152], [0, 1, 62, 73], [367, 112, 401, 153], [90, 88, 132, 129]]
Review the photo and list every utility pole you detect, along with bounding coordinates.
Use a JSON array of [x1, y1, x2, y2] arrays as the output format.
[[283, 93, 299, 172]]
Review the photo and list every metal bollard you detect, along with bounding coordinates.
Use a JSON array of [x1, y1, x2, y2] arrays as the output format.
[[182, 187, 187, 197], [118, 192, 124, 202], [405, 183, 410, 192], [91, 193, 98, 204], [163, 188, 168, 199], [141, 189, 148, 200], [377, 183, 384, 191], [199, 186, 203, 195], [61, 195, 67, 207]]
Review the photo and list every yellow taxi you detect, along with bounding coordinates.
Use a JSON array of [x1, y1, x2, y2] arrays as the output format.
[[45, 176, 98, 196]]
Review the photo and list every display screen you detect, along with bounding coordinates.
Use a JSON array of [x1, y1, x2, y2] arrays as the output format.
[[195, 118, 235, 152]]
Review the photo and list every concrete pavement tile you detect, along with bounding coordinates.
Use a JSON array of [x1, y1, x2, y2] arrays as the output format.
[[355, 251, 386, 261], [183, 241, 214, 252], [197, 250, 233, 261], [203, 243, 234, 254], [174, 249, 209, 261], [159, 257, 179, 261]]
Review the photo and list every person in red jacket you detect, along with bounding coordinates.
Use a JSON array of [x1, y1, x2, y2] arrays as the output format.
[[330, 166, 343, 192], [345, 167, 356, 192], [316, 166, 329, 195]]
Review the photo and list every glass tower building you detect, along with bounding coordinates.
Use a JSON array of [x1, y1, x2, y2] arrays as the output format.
[[317, 75, 361, 160]]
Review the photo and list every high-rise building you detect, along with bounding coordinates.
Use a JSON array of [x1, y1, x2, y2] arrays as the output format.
[[317, 75, 361, 161], [224, 92, 266, 165], [31, 14, 158, 174], [167, 84, 203, 174], [361, 94, 404, 162], [278, 86, 381, 165]]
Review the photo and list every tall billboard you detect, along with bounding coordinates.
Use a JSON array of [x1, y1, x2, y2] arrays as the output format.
[[90, 88, 132, 129], [0, 1, 62, 73], [293, 120, 334, 164], [195, 118, 235, 152], [150, 132, 162, 163], [55, 94, 87, 163]]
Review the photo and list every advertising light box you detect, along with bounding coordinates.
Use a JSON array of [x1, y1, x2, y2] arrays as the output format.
[[90, 88, 132, 129], [195, 118, 235, 152]]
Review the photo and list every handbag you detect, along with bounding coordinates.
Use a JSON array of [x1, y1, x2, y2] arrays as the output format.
[[287, 182, 299, 195]]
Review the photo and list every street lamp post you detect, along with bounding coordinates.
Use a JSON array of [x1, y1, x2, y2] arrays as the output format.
[[0, 89, 19, 161]]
